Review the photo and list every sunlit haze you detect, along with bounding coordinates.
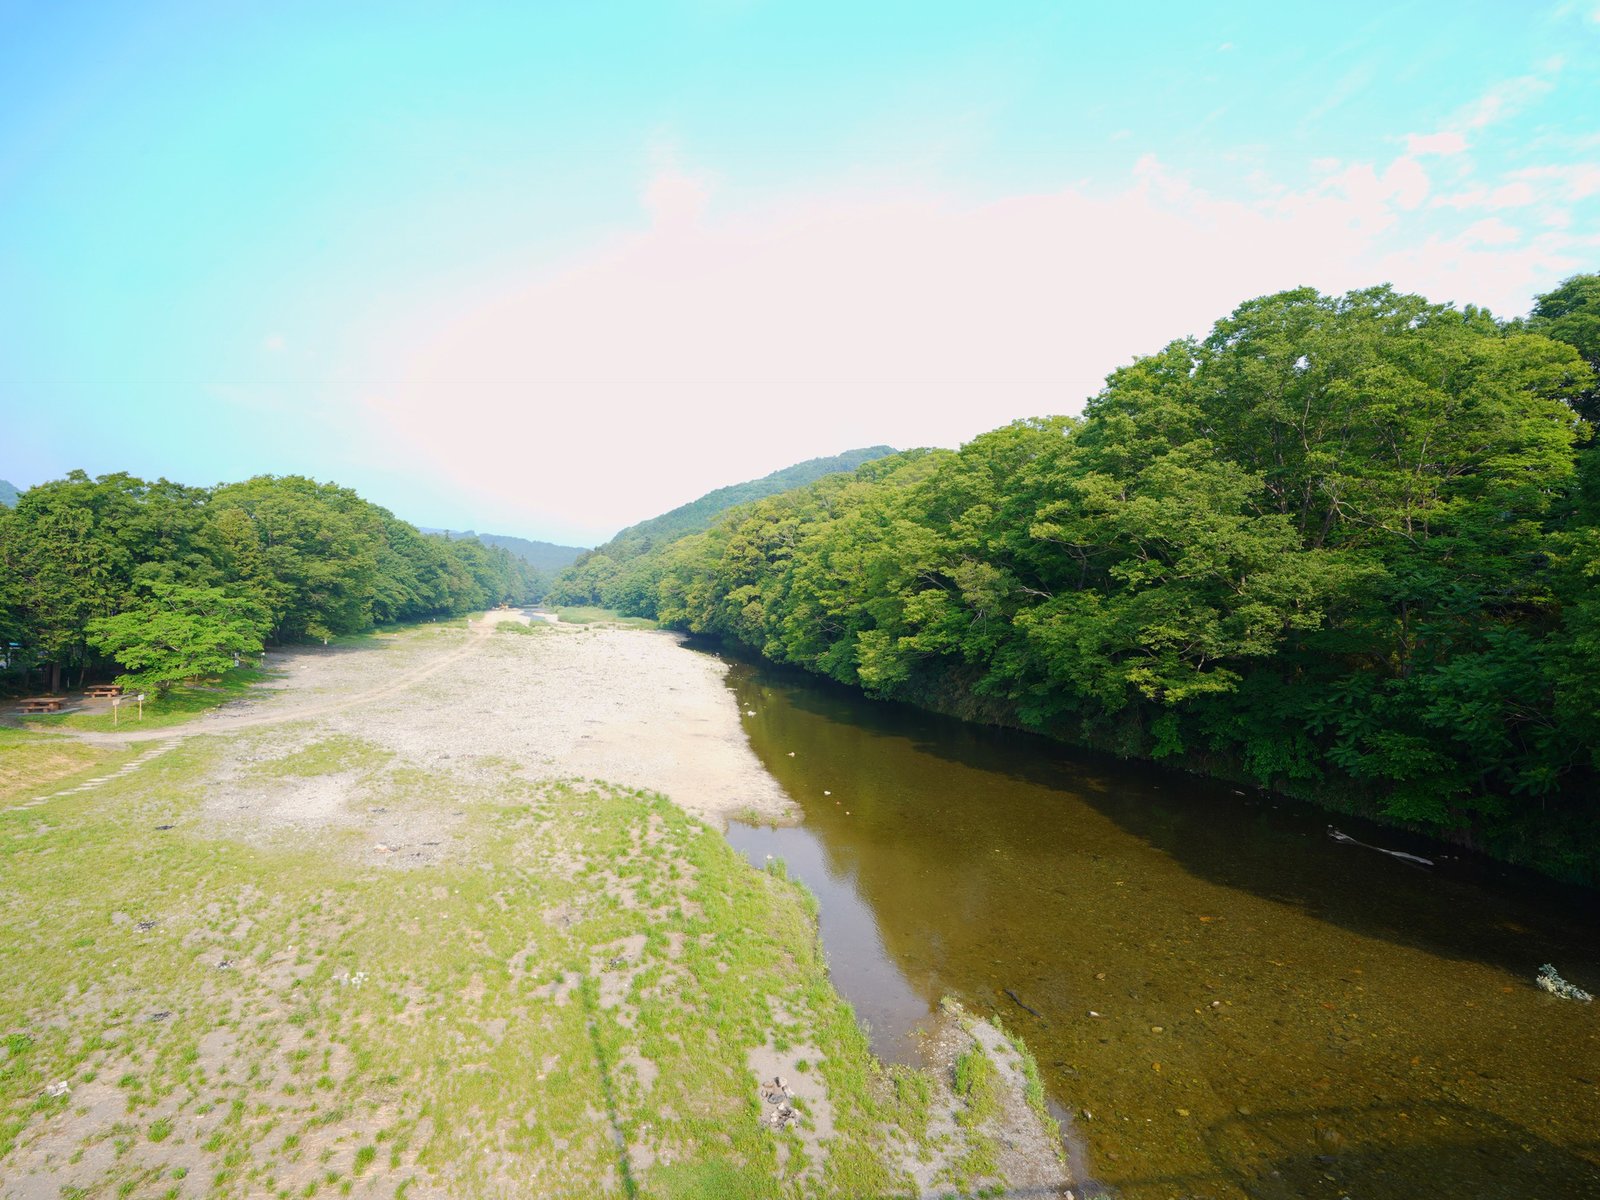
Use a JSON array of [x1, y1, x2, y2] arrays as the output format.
[[3, 2, 1598, 544]]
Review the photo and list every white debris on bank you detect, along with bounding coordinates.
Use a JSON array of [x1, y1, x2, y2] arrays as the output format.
[[1536, 964, 1593, 1001]]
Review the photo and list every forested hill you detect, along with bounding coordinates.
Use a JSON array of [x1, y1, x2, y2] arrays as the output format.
[[583, 278, 1600, 883], [0, 473, 542, 695], [0, 479, 18, 507], [424, 528, 587, 573], [550, 445, 897, 607]]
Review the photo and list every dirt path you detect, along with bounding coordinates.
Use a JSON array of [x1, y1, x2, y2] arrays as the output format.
[[56, 610, 517, 749]]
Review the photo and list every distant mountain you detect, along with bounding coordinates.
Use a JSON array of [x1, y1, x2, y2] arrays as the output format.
[[593, 446, 899, 563], [423, 528, 587, 574], [0, 479, 18, 507]]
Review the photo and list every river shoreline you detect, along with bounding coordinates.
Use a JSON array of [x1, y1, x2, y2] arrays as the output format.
[[2, 611, 1079, 1198]]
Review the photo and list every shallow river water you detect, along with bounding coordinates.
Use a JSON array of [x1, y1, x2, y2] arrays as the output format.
[[718, 658, 1600, 1200]]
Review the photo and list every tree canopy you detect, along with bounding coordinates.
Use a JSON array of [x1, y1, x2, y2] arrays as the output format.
[[0, 472, 541, 691], [591, 281, 1600, 881]]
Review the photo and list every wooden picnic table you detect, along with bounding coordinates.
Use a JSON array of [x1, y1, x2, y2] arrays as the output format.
[[84, 684, 123, 698], [17, 696, 63, 714]]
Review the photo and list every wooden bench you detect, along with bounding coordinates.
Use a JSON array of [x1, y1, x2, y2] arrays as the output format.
[[17, 697, 63, 714], [84, 685, 123, 699]]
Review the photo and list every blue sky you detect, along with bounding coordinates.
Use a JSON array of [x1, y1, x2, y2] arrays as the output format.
[[2, 1, 1598, 543]]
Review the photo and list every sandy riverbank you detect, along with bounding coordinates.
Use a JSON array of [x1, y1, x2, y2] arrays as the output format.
[[48, 609, 794, 829], [262, 611, 795, 828]]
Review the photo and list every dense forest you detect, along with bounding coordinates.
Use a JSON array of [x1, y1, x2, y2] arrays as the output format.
[[0, 472, 541, 695], [550, 445, 897, 609], [563, 278, 1600, 881]]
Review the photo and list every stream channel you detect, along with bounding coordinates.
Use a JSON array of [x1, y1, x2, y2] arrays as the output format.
[[718, 657, 1600, 1199]]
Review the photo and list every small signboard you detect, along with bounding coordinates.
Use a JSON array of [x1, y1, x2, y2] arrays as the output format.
[[111, 693, 147, 725]]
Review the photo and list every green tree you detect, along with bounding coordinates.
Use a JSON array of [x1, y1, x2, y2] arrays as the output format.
[[1530, 272, 1600, 423], [87, 583, 270, 696]]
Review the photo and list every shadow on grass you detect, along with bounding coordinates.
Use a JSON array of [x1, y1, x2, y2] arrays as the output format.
[[26, 667, 276, 733], [580, 976, 639, 1200]]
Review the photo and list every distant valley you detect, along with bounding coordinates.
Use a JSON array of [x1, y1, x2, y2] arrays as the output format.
[[422, 528, 587, 574]]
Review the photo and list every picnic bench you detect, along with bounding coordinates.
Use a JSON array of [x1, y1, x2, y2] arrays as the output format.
[[17, 697, 63, 714], [84, 684, 123, 699]]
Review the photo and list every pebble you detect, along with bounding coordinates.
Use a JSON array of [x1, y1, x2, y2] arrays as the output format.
[[1151, 1025, 1164, 1033]]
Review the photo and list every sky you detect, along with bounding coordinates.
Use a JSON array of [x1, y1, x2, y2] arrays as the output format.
[[2, 1, 1598, 546]]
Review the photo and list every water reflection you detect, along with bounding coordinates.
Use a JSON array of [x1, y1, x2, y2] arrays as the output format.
[[720, 658, 1600, 1200]]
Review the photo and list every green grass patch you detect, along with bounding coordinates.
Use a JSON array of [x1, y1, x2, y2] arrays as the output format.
[[0, 728, 130, 802], [553, 606, 659, 630], [492, 621, 542, 637], [953, 1046, 1001, 1127], [249, 735, 392, 779], [32, 667, 274, 733]]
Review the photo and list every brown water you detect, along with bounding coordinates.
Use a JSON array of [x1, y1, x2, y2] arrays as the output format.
[[719, 658, 1600, 1200]]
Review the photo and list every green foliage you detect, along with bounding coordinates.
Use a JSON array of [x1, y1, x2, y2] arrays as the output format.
[[548, 446, 898, 607], [626, 283, 1600, 880], [0, 471, 541, 692], [1530, 272, 1600, 423], [87, 583, 269, 696]]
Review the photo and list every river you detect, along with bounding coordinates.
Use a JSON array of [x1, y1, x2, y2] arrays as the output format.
[[718, 657, 1600, 1199]]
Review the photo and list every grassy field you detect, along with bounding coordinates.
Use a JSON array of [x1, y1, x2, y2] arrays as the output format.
[[0, 727, 141, 803], [22, 668, 275, 735], [0, 729, 1028, 1197], [551, 607, 660, 630]]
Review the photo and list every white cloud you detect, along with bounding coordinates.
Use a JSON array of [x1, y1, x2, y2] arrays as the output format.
[[1406, 131, 1468, 157], [642, 167, 713, 229], [1452, 71, 1556, 132], [1461, 217, 1524, 246], [1512, 162, 1600, 201], [1433, 181, 1538, 211], [262, 333, 287, 352], [346, 146, 1582, 539]]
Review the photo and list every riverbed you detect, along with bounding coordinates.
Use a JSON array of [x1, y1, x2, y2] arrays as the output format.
[[721, 659, 1600, 1200]]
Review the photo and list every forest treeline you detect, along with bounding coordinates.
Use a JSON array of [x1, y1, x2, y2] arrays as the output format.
[[561, 279, 1600, 881], [0, 473, 542, 693], [549, 445, 897, 609]]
